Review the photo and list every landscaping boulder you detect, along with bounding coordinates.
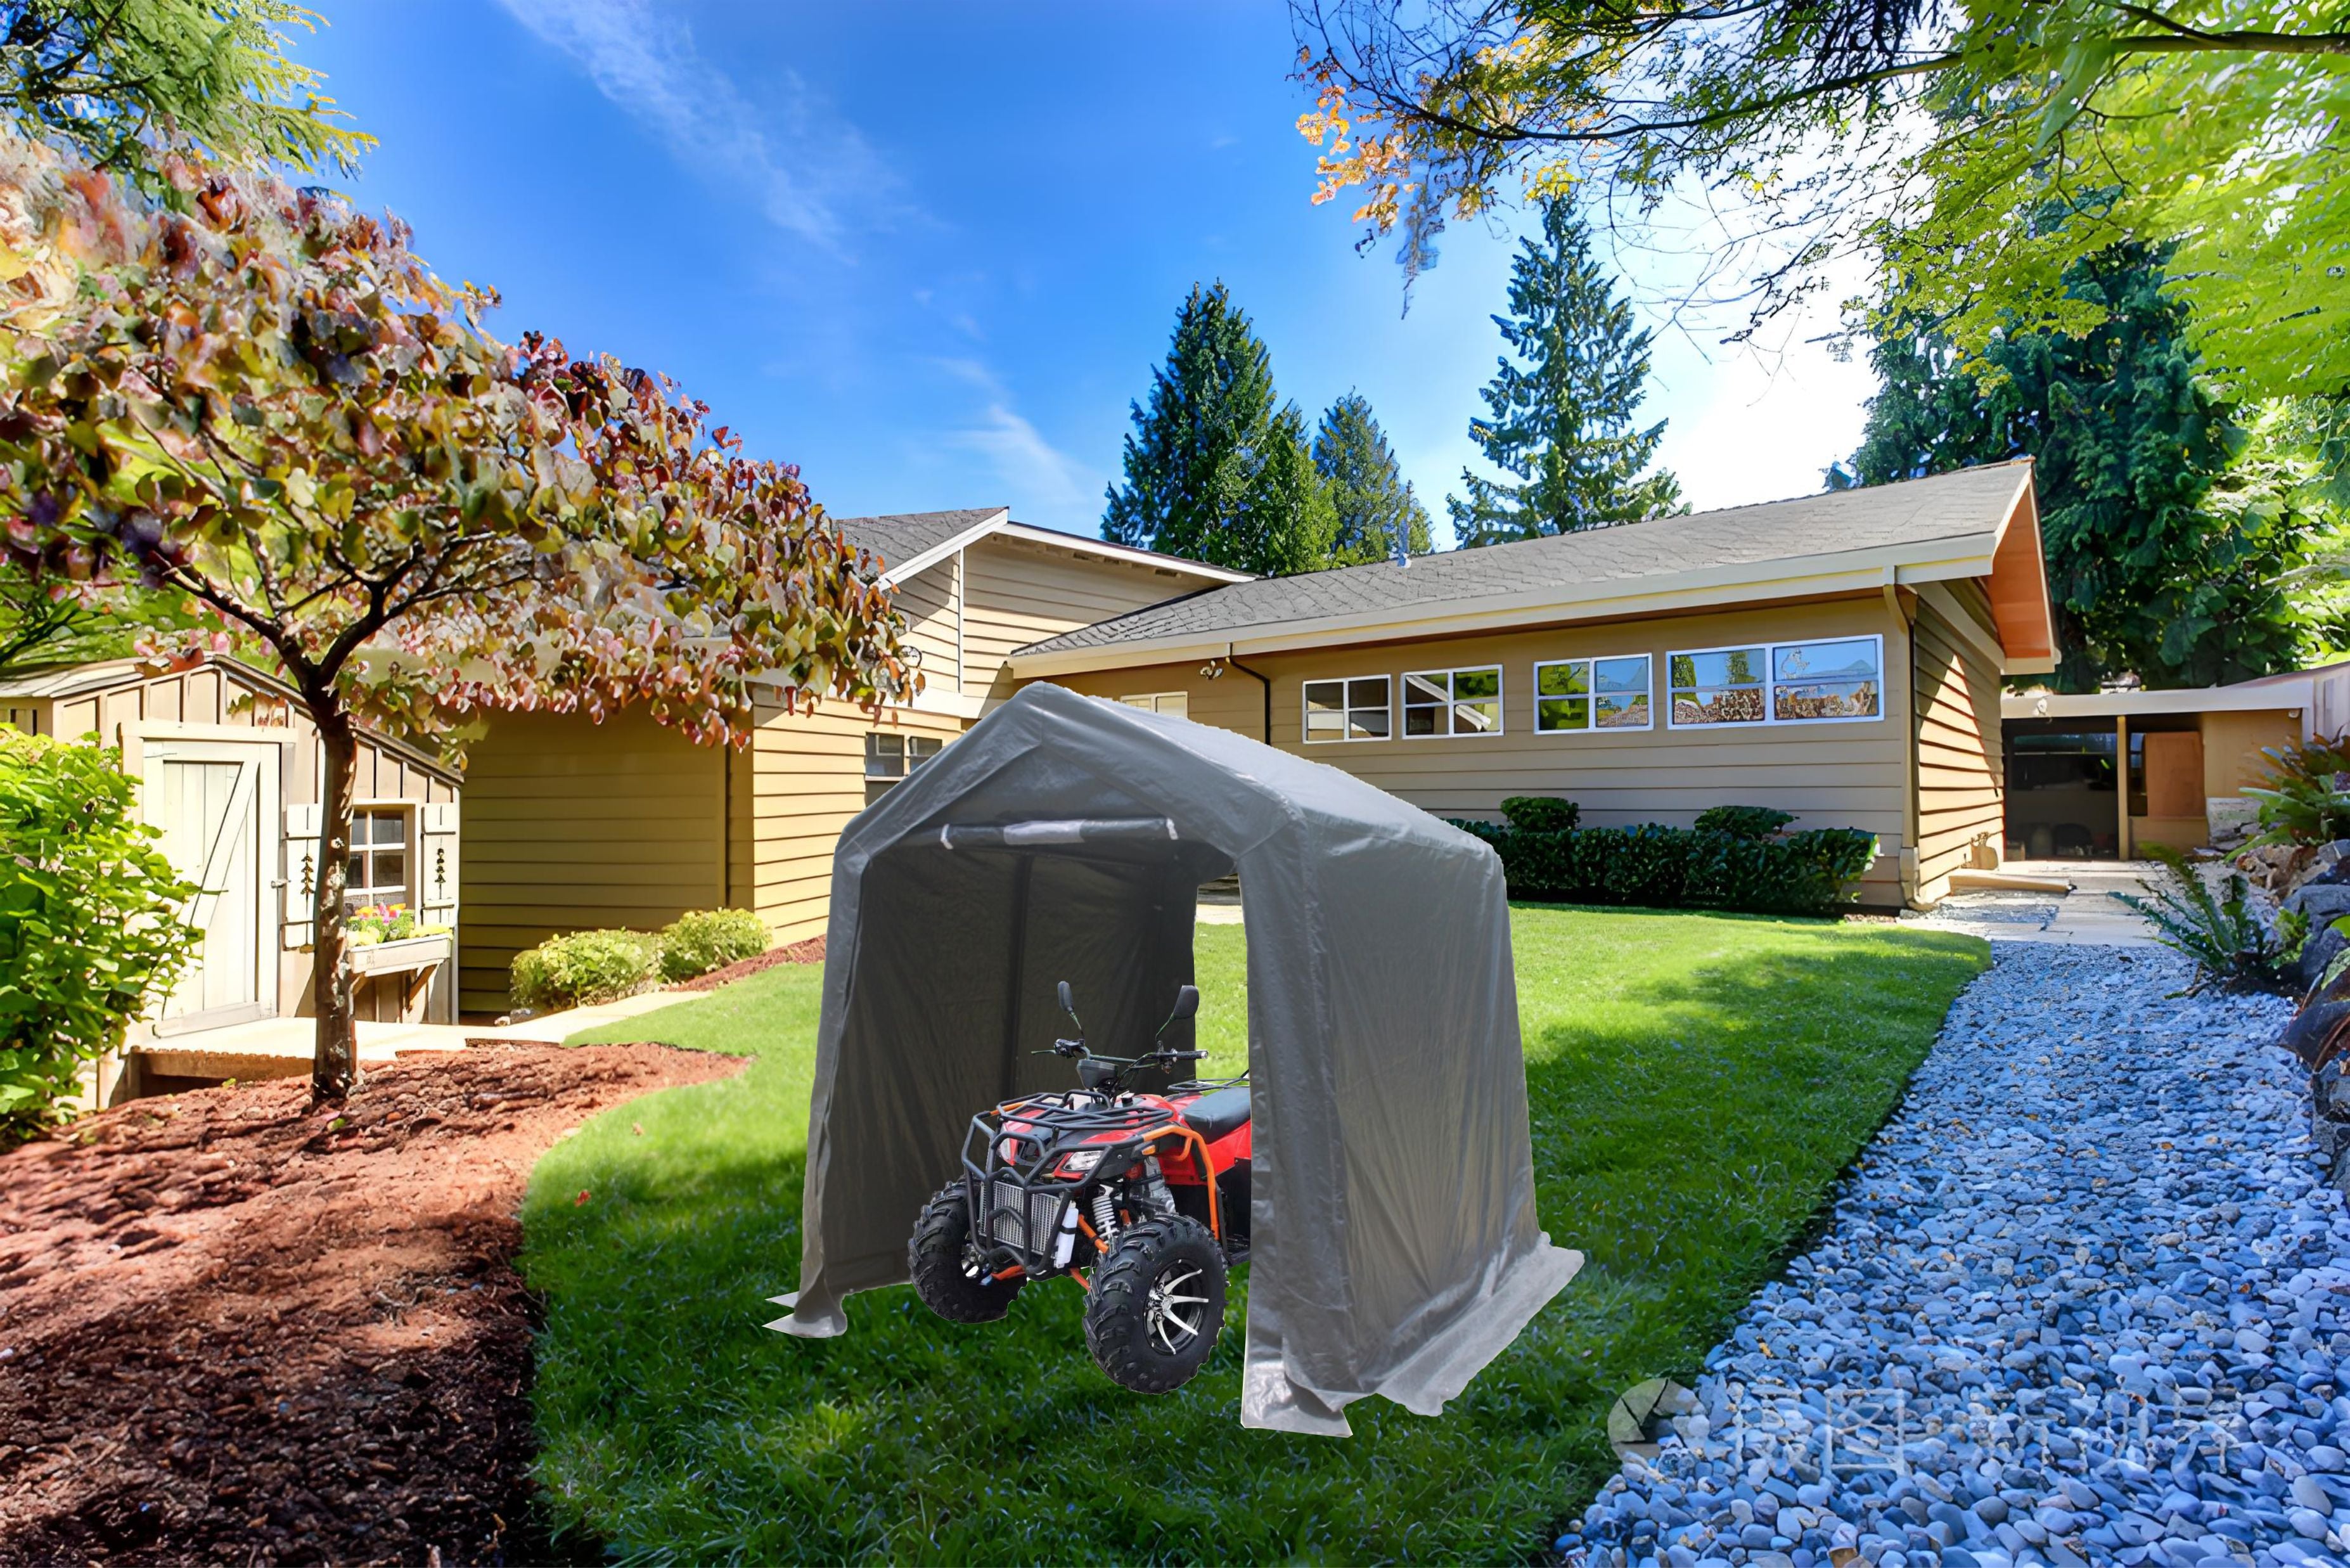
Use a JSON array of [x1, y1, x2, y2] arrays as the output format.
[[2315, 1057, 2350, 1190], [2297, 918, 2350, 999], [2288, 882, 2350, 925], [2280, 997, 2350, 1070]]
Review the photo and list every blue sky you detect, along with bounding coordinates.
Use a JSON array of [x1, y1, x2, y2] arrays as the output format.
[[301, 1, 1877, 546]]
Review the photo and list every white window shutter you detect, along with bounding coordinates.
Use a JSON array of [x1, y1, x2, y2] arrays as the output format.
[[421, 802, 459, 923], [283, 803, 322, 948]]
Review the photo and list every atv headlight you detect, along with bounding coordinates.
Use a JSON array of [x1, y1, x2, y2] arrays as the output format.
[[1053, 1148, 1107, 1179]]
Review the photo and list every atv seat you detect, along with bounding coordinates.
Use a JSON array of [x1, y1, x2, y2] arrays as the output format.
[[1179, 1086, 1251, 1143]]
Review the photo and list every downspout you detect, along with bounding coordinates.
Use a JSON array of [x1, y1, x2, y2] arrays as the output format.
[[2117, 716, 2132, 861], [1885, 574, 1922, 907], [1224, 644, 1274, 745]]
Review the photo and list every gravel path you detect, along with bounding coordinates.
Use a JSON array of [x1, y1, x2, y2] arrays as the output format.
[[1564, 943, 2350, 1568]]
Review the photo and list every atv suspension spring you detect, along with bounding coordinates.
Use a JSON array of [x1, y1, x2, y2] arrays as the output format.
[[1091, 1188, 1121, 1250]]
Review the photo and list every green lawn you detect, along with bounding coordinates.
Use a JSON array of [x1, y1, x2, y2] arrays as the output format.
[[527, 908, 1987, 1563]]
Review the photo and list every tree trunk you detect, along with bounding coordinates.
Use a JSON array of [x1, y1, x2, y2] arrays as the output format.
[[311, 710, 361, 1102]]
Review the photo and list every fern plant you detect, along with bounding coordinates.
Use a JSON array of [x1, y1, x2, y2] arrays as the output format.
[[2116, 845, 2295, 994], [2246, 735, 2350, 847]]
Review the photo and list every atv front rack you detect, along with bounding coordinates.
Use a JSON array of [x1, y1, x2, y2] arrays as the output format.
[[958, 1091, 1231, 1269]]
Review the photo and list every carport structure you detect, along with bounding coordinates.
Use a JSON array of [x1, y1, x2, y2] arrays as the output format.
[[776, 683, 1581, 1434]]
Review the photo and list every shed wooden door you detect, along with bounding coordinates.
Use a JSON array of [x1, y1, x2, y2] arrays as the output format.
[[145, 740, 281, 1034], [2143, 731, 2206, 819]]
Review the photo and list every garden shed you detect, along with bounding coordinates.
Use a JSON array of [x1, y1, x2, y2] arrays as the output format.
[[0, 654, 461, 1100], [778, 681, 1583, 1435]]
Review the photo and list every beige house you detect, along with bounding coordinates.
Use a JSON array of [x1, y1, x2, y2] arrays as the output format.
[[0, 654, 463, 1096], [454, 509, 1247, 1012], [1011, 463, 2057, 909], [2001, 662, 2349, 858]]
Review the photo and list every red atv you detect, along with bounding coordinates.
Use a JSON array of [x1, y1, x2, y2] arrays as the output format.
[[908, 980, 1251, 1394]]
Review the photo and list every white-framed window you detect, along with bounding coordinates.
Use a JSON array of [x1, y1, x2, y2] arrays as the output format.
[[1534, 654, 1652, 733], [1120, 692, 1189, 717], [1403, 665, 1503, 737], [865, 731, 943, 806], [1302, 676, 1391, 743], [1667, 636, 1883, 728], [346, 806, 409, 909]]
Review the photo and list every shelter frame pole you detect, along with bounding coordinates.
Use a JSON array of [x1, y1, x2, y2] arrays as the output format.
[[997, 853, 1035, 1094]]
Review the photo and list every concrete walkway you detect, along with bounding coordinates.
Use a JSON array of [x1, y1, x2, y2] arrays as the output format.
[[134, 989, 699, 1084], [1901, 859, 2165, 947]]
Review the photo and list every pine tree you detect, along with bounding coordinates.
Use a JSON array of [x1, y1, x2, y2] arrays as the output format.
[[1843, 241, 2304, 691], [1313, 392, 1432, 565], [1103, 282, 1335, 575], [1450, 200, 1682, 546]]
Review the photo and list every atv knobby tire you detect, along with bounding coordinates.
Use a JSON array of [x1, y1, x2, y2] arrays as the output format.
[[1083, 1214, 1227, 1393], [909, 1184, 1023, 1323]]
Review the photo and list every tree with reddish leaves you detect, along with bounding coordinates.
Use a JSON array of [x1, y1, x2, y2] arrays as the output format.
[[0, 143, 916, 1100]]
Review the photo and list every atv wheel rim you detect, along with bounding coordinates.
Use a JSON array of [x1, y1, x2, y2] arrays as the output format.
[[1146, 1264, 1208, 1353], [960, 1239, 989, 1283]]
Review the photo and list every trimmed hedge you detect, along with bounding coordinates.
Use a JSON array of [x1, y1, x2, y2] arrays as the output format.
[[1449, 817, 1877, 916], [1500, 795, 1580, 833], [1694, 804, 1795, 841], [511, 929, 662, 1012], [658, 908, 769, 983]]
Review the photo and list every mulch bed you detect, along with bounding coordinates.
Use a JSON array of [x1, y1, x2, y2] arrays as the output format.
[[669, 934, 825, 992], [0, 1041, 743, 1566]]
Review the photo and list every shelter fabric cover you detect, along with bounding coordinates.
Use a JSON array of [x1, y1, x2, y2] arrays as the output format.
[[776, 683, 1582, 1434]]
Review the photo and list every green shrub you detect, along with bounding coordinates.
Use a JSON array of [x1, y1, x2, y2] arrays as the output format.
[[1694, 804, 1795, 840], [1499, 795, 1579, 833], [657, 908, 769, 982], [511, 929, 662, 1012], [1473, 816, 1878, 916], [0, 731, 201, 1138]]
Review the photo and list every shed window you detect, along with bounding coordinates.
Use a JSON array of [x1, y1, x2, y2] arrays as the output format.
[[866, 733, 942, 806], [1120, 692, 1189, 717], [1667, 637, 1882, 728], [1403, 667, 1503, 737], [1535, 655, 1651, 733], [1303, 677, 1390, 742], [346, 807, 408, 909]]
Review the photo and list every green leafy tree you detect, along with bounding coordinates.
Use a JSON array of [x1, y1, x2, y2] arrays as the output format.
[[1312, 392, 1431, 563], [0, 0, 367, 179], [1451, 200, 1681, 546], [0, 145, 915, 1100], [0, 729, 200, 1138], [1103, 281, 1336, 575], [1840, 241, 2302, 690], [1296, 1, 2350, 407], [0, 563, 205, 678]]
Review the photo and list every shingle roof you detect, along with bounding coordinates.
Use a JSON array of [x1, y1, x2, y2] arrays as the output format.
[[1017, 463, 2032, 657], [831, 507, 1006, 570]]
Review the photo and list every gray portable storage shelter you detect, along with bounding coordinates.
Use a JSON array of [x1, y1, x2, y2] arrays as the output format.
[[774, 682, 1581, 1434]]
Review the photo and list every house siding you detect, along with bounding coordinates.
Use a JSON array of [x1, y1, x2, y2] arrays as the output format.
[[1911, 581, 2006, 901], [960, 535, 1214, 703], [1039, 594, 1916, 907], [456, 709, 727, 1013]]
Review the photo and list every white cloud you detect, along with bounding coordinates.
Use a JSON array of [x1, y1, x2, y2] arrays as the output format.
[[934, 358, 1101, 521], [493, 0, 904, 252]]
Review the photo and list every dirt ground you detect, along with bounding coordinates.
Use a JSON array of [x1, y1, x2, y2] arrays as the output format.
[[0, 1041, 742, 1566]]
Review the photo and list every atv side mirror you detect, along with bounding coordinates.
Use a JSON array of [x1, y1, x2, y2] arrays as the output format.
[[1156, 984, 1199, 1036], [1057, 980, 1079, 1027]]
